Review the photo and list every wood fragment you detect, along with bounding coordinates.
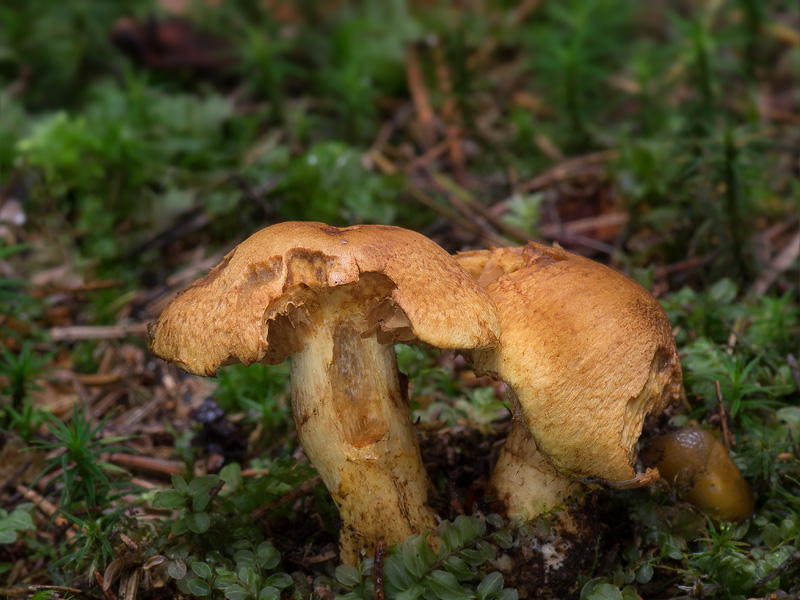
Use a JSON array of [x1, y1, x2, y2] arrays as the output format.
[[17, 485, 77, 539], [715, 381, 733, 452], [404, 184, 510, 247], [108, 453, 187, 478], [373, 538, 386, 600], [750, 229, 800, 296], [28, 585, 91, 598], [250, 476, 321, 520], [405, 44, 436, 150], [430, 171, 533, 244], [492, 150, 618, 209], [538, 212, 629, 238], [95, 570, 119, 600], [49, 323, 149, 342], [431, 38, 467, 185]]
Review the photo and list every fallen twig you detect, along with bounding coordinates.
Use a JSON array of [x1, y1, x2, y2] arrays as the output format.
[[750, 229, 800, 296], [16, 485, 76, 539], [493, 150, 618, 210], [404, 184, 510, 247], [405, 44, 436, 150], [49, 323, 149, 342], [108, 453, 187, 478], [250, 476, 321, 520], [430, 171, 533, 244], [715, 381, 733, 452]]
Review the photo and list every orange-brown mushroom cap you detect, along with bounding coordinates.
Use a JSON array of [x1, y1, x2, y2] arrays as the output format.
[[149, 222, 499, 376], [458, 243, 682, 483]]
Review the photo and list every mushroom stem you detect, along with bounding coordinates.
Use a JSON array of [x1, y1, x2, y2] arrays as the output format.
[[488, 398, 580, 520], [289, 287, 436, 565]]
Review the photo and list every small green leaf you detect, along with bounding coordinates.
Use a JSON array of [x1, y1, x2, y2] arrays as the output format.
[[485, 514, 504, 529], [258, 586, 280, 600], [620, 588, 640, 600], [185, 511, 211, 534], [460, 548, 487, 566], [192, 491, 211, 513], [582, 580, 623, 600], [220, 463, 243, 491], [621, 544, 639, 564], [443, 556, 473, 581], [187, 577, 212, 596], [188, 474, 220, 496], [155, 489, 186, 509], [454, 515, 483, 543], [762, 523, 782, 548], [257, 542, 280, 570], [215, 572, 237, 589], [239, 565, 256, 590], [385, 553, 415, 590], [498, 589, 518, 600], [224, 585, 249, 600], [168, 558, 187, 579], [440, 520, 460, 553], [234, 549, 256, 566], [0, 530, 18, 544], [264, 573, 292, 589], [492, 530, 514, 550], [172, 519, 189, 536], [172, 474, 189, 493], [635, 564, 653, 584], [477, 572, 504, 600], [336, 564, 362, 586], [4, 510, 33, 530], [191, 561, 213, 579], [427, 570, 468, 600], [396, 584, 426, 600]]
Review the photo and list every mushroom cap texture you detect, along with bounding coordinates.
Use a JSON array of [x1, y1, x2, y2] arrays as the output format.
[[150, 221, 499, 376], [457, 243, 682, 482]]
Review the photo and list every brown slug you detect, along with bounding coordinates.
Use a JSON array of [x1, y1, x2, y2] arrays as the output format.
[[641, 425, 755, 522]]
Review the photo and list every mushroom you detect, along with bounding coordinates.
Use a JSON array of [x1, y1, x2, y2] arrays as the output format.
[[641, 425, 754, 522], [149, 221, 499, 564], [454, 242, 683, 520]]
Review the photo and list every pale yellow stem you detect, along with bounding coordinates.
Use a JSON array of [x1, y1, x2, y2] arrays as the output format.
[[290, 292, 437, 565]]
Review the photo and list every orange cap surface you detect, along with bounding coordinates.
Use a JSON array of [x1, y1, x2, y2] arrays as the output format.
[[150, 222, 499, 376], [458, 243, 682, 482]]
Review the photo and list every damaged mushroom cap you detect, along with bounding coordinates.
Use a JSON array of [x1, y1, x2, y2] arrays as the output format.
[[149, 222, 501, 564], [150, 221, 499, 375], [457, 242, 682, 483]]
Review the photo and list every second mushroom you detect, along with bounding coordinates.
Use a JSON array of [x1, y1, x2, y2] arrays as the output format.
[[149, 221, 499, 564], [455, 242, 683, 520]]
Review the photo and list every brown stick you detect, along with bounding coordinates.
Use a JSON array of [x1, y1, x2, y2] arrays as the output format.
[[16, 485, 76, 539], [373, 538, 386, 600], [49, 323, 149, 342], [404, 184, 510, 248], [431, 39, 466, 185], [250, 477, 321, 520], [405, 44, 436, 150], [492, 150, 618, 211], [750, 229, 800, 296], [430, 171, 533, 244], [715, 381, 733, 452], [108, 453, 187, 478], [95, 571, 119, 600]]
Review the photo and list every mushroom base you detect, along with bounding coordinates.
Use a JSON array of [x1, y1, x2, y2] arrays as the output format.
[[290, 290, 437, 565], [488, 417, 601, 598], [488, 411, 580, 520], [490, 497, 603, 599]]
